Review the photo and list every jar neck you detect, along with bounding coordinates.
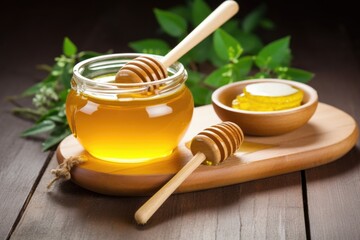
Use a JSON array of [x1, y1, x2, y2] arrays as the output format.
[[72, 53, 187, 98]]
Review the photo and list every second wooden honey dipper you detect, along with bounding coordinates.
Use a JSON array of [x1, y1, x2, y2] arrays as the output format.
[[134, 121, 244, 225]]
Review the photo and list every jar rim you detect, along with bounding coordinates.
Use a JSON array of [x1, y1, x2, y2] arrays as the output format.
[[73, 53, 185, 88]]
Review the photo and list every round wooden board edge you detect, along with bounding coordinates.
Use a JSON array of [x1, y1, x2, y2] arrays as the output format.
[[56, 103, 359, 196]]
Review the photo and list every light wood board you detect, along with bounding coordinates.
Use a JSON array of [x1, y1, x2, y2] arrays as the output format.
[[56, 103, 358, 196]]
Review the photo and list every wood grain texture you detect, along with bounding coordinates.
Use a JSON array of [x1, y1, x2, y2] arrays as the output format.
[[55, 103, 358, 196], [2, 0, 360, 239], [0, 2, 114, 238], [0, 19, 53, 240], [281, 12, 360, 240], [0, 100, 50, 238], [11, 154, 306, 240]]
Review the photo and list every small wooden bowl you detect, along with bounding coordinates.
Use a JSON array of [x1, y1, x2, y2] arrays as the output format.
[[212, 79, 318, 136]]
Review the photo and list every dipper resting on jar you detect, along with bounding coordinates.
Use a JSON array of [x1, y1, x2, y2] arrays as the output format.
[[115, 1, 239, 87]]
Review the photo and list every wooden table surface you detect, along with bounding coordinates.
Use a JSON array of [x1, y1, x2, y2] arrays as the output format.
[[1, 1, 359, 239]]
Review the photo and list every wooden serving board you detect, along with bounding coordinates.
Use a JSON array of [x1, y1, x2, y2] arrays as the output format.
[[56, 103, 358, 196]]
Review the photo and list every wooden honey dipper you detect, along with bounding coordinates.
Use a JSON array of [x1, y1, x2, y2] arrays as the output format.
[[115, 0, 239, 85], [134, 121, 244, 225]]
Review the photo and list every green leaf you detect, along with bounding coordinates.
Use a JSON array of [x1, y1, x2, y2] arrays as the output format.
[[48, 115, 65, 123], [208, 47, 228, 67], [60, 61, 73, 89], [232, 56, 253, 80], [77, 51, 103, 62], [52, 57, 67, 77], [129, 38, 170, 55], [252, 71, 271, 79], [12, 107, 41, 121], [213, 29, 243, 62], [260, 18, 275, 30], [191, 0, 211, 27], [43, 72, 58, 83], [186, 70, 203, 87], [63, 37, 77, 57], [154, 8, 187, 37], [242, 4, 266, 33], [58, 89, 70, 104], [58, 89, 69, 102], [277, 67, 314, 83], [21, 120, 56, 137], [232, 29, 263, 55], [179, 53, 192, 67], [255, 36, 291, 70], [189, 85, 212, 106], [204, 65, 234, 88], [36, 64, 53, 72], [36, 105, 65, 123], [36, 109, 58, 123], [21, 82, 45, 97], [42, 128, 71, 151], [187, 37, 212, 63], [169, 5, 192, 22], [222, 20, 239, 34]]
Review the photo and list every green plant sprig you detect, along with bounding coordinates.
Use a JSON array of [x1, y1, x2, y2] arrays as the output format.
[[11, 0, 314, 152], [11, 37, 107, 151], [128, 0, 314, 105]]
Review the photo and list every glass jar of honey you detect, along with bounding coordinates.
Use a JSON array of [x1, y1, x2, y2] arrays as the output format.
[[66, 53, 194, 163]]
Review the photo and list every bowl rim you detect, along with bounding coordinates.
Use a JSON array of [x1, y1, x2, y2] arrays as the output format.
[[212, 79, 318, 115]]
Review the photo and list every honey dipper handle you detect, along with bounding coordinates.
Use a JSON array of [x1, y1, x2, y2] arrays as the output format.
[[161, 0, 239, 68], [134, 152, 206, 225]]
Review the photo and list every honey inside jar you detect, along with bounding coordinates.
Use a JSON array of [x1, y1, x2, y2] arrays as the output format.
[[232, 82, 303, 111], [66, 54, 194, 163]]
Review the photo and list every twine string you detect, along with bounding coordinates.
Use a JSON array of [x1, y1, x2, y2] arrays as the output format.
[[47, 155, 87, 189]]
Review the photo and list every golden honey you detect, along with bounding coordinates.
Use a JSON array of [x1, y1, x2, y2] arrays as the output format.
[[232, 82, 303, 111], [66, 54, 194, 163]]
